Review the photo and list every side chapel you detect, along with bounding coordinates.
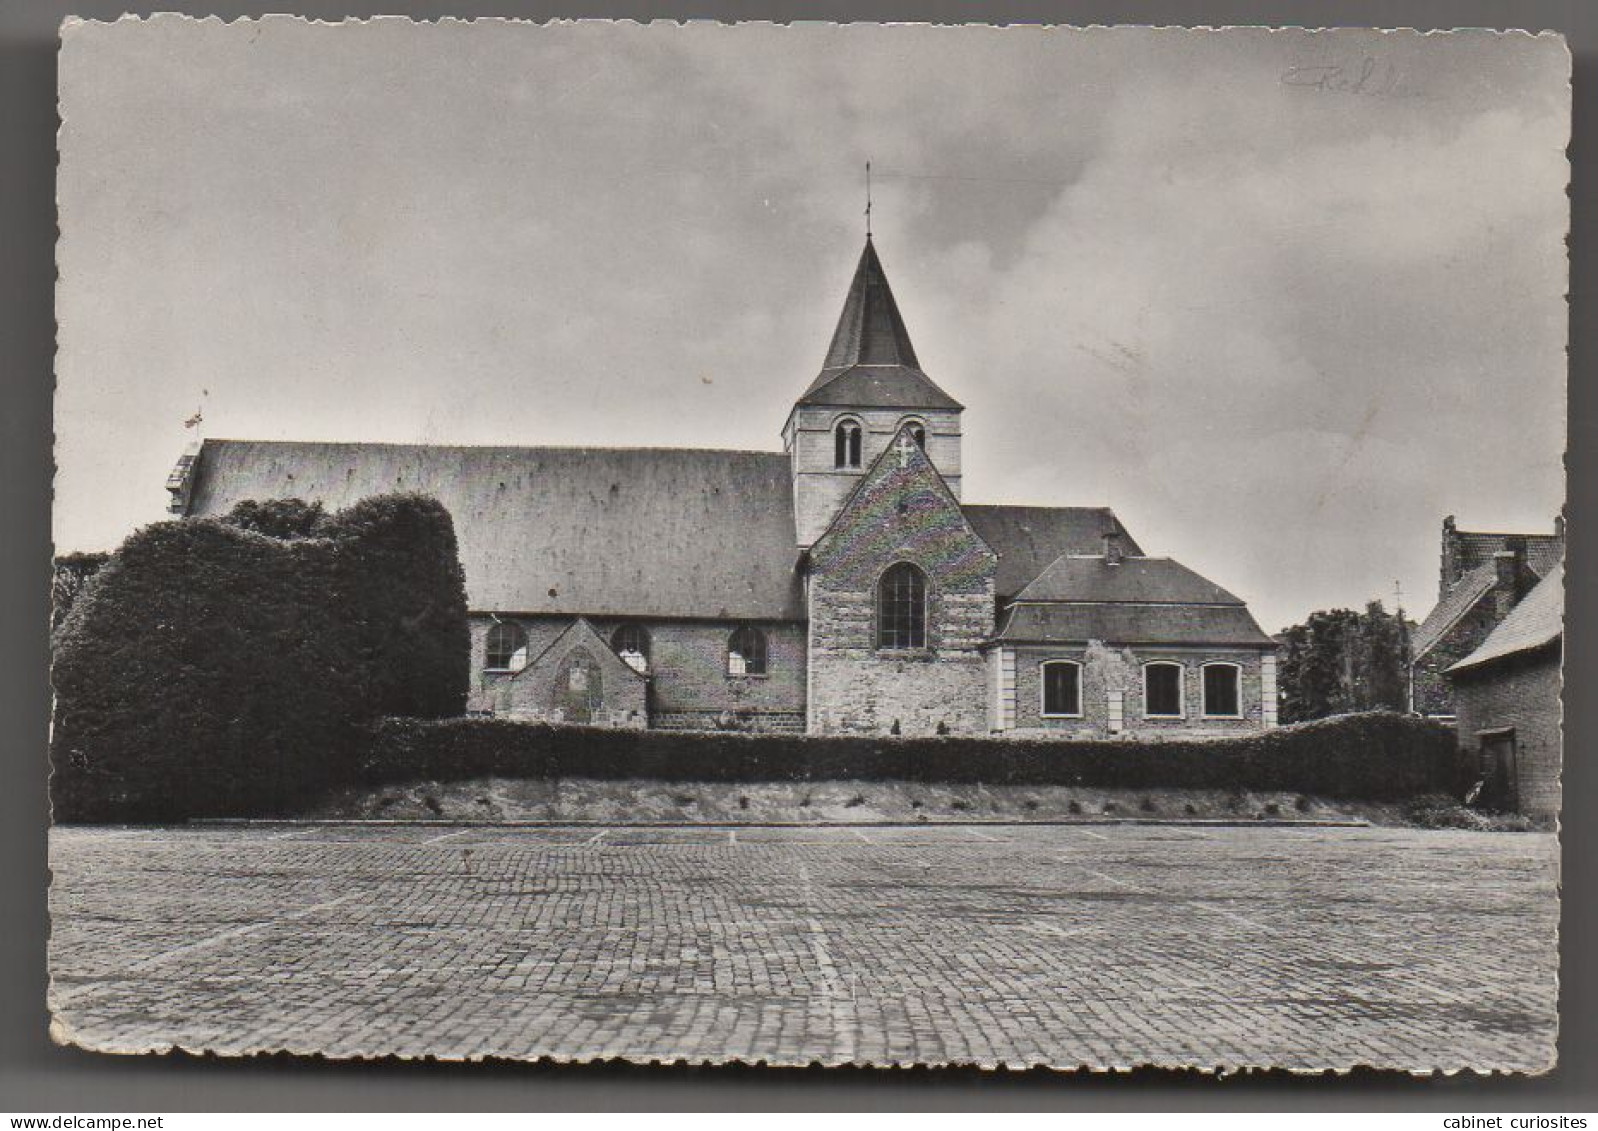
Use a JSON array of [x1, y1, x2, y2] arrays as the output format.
[[168, 236, 1279, 737]]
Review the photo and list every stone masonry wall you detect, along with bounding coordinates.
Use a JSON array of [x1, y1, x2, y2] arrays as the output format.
[[806, 429, 996, 736], [788, 405, 963, 547], [476, 628, 647, 727], [1008, 643, 1268, 739], [809, 588, 992, 735], [1413, 598, 1500, 717], [468, 614, 805, 730]]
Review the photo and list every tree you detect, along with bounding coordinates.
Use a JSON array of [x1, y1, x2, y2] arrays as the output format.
[[1278, 600, 1411, 724], [51, 551, 110, 630]]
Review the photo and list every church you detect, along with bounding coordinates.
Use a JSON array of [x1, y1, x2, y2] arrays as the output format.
[[166, 237, 1278, 738]]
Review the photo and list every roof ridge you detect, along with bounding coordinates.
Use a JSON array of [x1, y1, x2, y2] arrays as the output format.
[[205, 438, 785, 458]]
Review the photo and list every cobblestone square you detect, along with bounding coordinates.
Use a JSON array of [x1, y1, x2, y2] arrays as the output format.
[[47, 823, 1559, 1072]]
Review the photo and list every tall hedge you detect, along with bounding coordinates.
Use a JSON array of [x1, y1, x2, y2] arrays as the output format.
[[356, 710, 1464, 802], [51, 551, 110, 630], [50, 494, 469, 822]]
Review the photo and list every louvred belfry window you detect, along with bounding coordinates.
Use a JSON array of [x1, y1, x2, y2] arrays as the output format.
[[834, 420, 862, 468], [876, 562, 927, 650]]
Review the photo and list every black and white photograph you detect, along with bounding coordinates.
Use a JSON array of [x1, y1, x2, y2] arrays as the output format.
[[47, 17, 1568, 1075]]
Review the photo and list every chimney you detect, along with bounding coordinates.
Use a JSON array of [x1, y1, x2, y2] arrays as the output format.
[[1103, 528, 1124, 566], [1439, 514, 1459, 601], [1555, 511, 1566, 544], [1492, 547, 1522, 624]]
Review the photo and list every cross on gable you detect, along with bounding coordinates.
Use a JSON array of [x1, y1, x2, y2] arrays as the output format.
[[895, 432, 917, 468]]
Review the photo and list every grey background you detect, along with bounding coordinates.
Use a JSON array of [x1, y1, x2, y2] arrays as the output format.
[[5, 0, 1594, 1113]]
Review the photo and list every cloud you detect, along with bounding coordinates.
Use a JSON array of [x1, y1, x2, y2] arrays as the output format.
[[55, 22, 1567, 633]]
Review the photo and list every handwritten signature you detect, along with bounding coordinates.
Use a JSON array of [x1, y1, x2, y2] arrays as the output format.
[[1281, 56, 1420, 98]]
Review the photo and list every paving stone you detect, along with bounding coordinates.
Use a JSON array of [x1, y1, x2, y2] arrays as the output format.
[[46, 824, 1558, 1072]]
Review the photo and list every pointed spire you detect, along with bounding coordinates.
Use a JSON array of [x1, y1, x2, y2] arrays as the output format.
[[796, 237, 962, 411], [821, 238, 921, 370]]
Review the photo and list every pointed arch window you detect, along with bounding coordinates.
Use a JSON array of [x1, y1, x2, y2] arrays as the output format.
[[727, 626, 768, 676], [876, 562, 927, 650], [834, 419, 863, 468], [485, 621, 529, 673], [611, 623, 650, 673]]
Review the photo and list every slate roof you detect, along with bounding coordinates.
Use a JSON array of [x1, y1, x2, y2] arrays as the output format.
[[177, 438, 1182, 631], [1412, 560, 1497, 661], [798, 365, 963, 411], [962, 506, 1143, 600], [991, 552, 1274, 648], [994, 602, 1277, 648], [797, 239, 962, 412], [181, 440, 807, 621], [1449, 561, 1564, 675], [1014, 554, 1245, 606]]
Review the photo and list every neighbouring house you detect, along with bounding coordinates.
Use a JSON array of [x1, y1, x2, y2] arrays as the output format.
[[1409, 514, 1564, 719], [1447, 561, 1563, 821], [166, 235, 1278, 737]]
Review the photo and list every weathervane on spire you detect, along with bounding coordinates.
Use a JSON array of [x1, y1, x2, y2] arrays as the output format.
[[865, 160, 872, 239]]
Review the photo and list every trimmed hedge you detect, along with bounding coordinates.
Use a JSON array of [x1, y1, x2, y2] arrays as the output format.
[[355, 710, 1465, 802], [51, 550, 110, 630], [50, 494, 470, 822]]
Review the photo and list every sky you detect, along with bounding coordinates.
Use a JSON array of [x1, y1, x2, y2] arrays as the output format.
[[55, 19, 1569, 633]]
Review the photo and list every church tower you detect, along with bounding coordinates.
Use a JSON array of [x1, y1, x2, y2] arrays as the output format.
[[782, 237, 964, 547]]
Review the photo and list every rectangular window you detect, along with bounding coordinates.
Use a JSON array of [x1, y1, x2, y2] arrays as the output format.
[[1203, 664, 1241, 717], [1144, 664, 1182, 717], [1041, 662, 1081, 717]]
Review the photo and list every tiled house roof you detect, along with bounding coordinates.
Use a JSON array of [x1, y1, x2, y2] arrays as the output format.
[[1451, 529, 1564, 585], [1449, 561, 1563, 675], [179, 440, 808, 621], [962, 506, 1143, 600], [1412, 561, 1498, 660]]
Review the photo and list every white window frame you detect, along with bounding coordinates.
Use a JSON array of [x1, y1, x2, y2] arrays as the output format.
[[1142, 660, 1185, 718], [1038, 659, 1084, 719], [1200, 661, 1244, 719]]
